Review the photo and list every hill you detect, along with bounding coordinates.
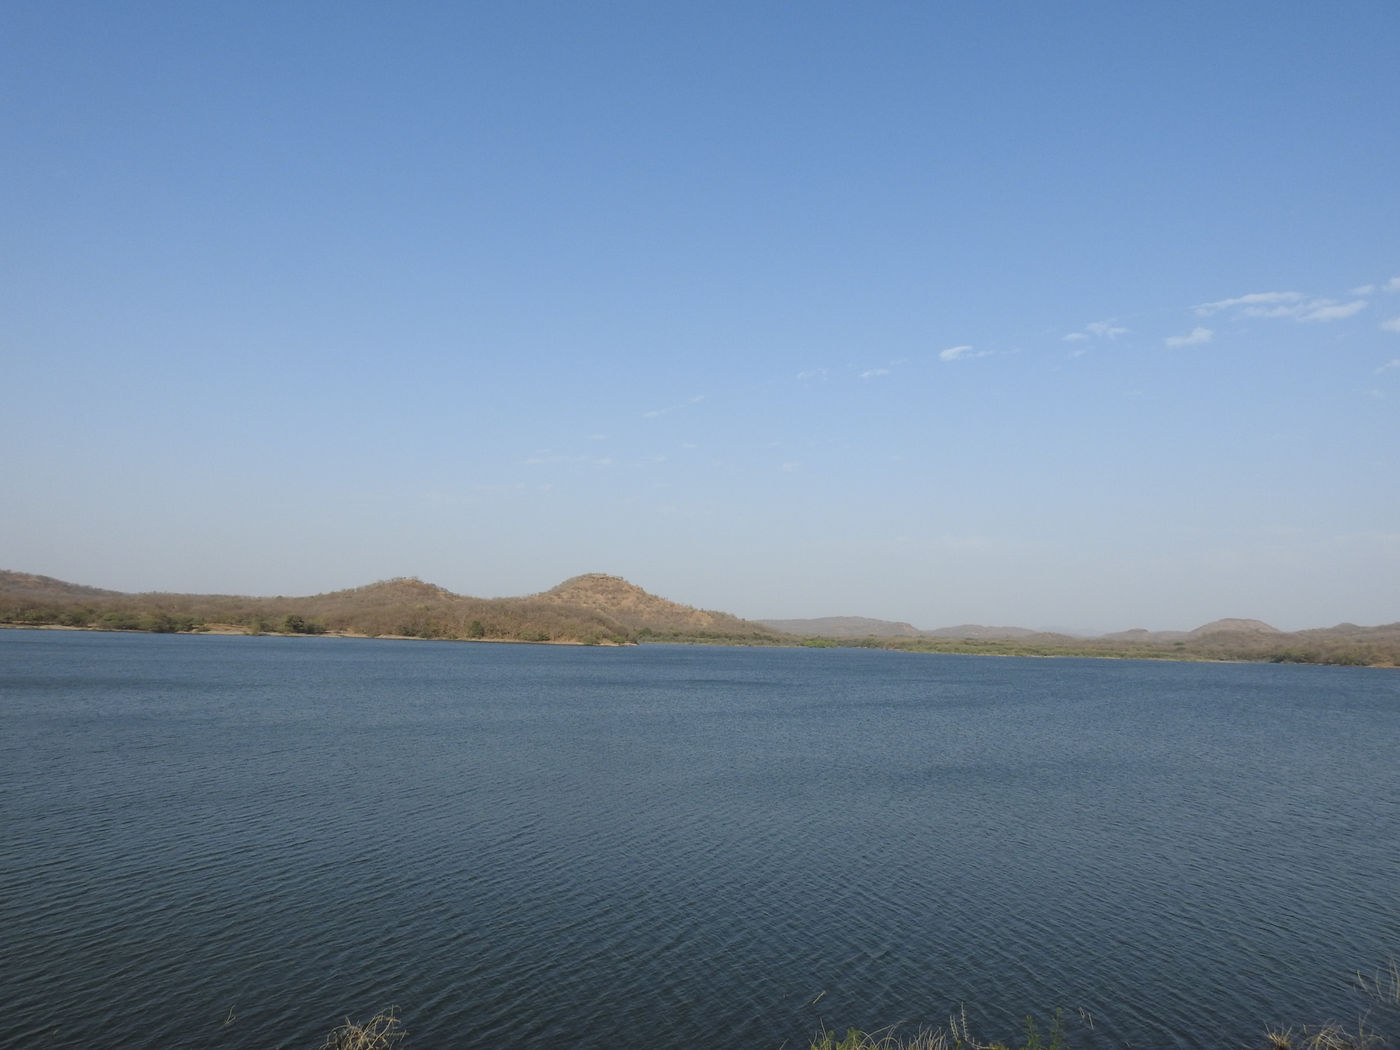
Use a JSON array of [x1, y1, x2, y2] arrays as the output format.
[[1190, 617, 1281, 636], [921, 624, 1046, 640], [0, 571, 125, 602], [0, 570, 783, 646], [537, 574, 761, 636], [757, 605, 1399, 666], [756, 615, 924, 638]]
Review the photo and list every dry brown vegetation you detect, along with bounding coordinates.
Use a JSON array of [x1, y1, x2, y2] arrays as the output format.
[[320, 1010, 405, 1050]]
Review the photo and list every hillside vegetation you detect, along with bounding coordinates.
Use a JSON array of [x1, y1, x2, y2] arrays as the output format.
[[0, 571, 782, 646], [2, 569, 1397, 665]]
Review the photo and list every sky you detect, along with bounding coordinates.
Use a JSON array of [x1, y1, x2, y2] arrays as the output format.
[[3, 2, 1399, 633]]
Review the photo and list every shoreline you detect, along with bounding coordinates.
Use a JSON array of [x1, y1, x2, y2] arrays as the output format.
[[2, 621, 1393, 666]]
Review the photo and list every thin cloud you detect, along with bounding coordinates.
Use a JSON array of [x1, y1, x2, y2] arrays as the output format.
[[1195, 291, 1304, 316], [1086, 320, 1128, 338], [1164, 326, 1213, 347], [1064, 320, 1127, 341], [643, 394, 705, 419], [523, 450, 613, 468], [1299, 300, 1366, 322], [1194, 290, 1366, 322], [939, 344, 977, 362], [859, 368, 891, 379], [1386, 276, 1400, 293], [1375, 358, 1400, 373], [1381, 317, 1400, 333]]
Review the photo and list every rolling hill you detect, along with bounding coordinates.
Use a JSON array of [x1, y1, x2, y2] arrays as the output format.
[[0, 570, 782, 646]]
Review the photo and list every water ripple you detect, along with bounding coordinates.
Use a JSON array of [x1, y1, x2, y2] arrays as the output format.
[[2, 633, 1397, 1050]]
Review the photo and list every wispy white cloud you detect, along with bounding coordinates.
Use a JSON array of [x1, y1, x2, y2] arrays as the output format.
[[1195, 291, 1303, 316], [1375, 358, 1400, 373], [796, 368, 828, 381], [1386, 276, 1400, 293], [1164, 326, 1213, 348], [643, 394, 705, 419], [1381, 316, 1400, 333], [524, 449, 613, 468], [1299, 299, 1367, 321], [859, 368, 891, 379], [1086, 320, 1127, 338], [939, 344, 992, 362], [1194, 290, 1366, 322], [1063, 320, 1127, 341]]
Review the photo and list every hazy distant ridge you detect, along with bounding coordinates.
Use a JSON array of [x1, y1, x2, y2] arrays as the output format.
[[756, 615, 1279, 642]]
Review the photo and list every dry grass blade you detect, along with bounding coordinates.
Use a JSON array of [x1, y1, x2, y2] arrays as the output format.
[[1296, 1020, 1380, 1050], [320, 1009, 406, 1050], [810, 1025, 951, 1050], [1356, 959, 1400, 1008]]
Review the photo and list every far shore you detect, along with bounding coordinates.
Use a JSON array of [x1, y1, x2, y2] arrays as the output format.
[[3, 620, 1395, 666]]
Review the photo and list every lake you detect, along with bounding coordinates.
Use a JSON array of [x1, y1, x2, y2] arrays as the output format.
[[2, 630, 1396, 1050]]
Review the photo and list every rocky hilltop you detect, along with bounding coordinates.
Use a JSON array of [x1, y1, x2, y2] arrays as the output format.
[[536, 574, 755, 634]]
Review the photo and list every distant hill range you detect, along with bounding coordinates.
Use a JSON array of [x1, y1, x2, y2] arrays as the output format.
[[757, 612, 1398, 666], [2, 569, 1396, 666], [757, 614, 1283, 642], [758, 615, 1056, 641]]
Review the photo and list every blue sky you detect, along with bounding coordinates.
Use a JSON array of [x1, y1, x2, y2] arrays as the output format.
[[4, 2, 1398, 631]]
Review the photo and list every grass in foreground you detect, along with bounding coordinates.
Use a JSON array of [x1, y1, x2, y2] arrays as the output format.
[[320, 1009, 405, 1050], [809, 1005, 1074, 1050], [318, 959, 1400, 1050], [812, 1012, 1393, 1050]]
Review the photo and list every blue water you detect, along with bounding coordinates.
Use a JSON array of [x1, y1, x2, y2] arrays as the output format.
[[2, 631, 1397, 1050]]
